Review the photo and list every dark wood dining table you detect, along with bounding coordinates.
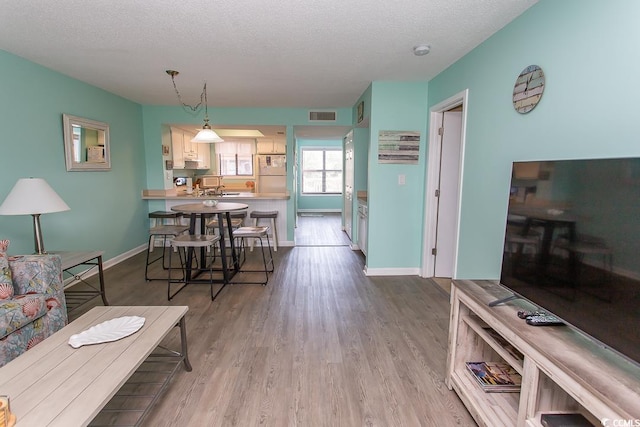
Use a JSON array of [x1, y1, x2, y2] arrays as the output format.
[[171, 202, 248, 284]]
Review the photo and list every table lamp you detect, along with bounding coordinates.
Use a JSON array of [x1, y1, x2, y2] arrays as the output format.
[[0, 178, 70, 254]]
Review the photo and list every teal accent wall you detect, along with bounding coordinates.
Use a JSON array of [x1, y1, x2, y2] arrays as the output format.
[[141, 106, 352, 242], [296, 139, 344, 211], [366, 81, 429, 269], [428, 0, 640, 279], [0, 50, 146, 258]]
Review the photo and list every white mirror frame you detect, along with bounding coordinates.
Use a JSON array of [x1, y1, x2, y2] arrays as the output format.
[[63, 114, 111, 171]]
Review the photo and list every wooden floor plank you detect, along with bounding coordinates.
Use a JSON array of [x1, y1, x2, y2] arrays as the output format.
[[67, 226, 474, 426]]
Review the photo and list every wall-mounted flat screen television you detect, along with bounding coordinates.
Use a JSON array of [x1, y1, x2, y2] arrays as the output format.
[[500, 157, 640, 366]]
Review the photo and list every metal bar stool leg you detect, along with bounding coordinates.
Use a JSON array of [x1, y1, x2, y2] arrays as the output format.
[[230, 226, 275, 286], [146, 225, 189, 281], [167, 244, 189, 300], [167, 234, 224, 301]]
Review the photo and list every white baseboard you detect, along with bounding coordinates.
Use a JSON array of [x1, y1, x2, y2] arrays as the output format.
[[105, 244, 148, 269], [297, 209, 341, 213], [363, 267, 421, 276], [64, 244, 147, 286]]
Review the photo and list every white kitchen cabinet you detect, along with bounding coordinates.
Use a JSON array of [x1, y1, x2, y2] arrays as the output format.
[[182, 131, 198, 162], [171, 127, 185, 169], [273, 137, 286, 154], [257, 137, 286, 154], [357, 202, 367, 256], [196, 142, 211, 169], [171, 127, 209, 169]]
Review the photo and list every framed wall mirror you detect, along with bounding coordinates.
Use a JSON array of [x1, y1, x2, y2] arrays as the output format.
[[63, 114, 111, 171]]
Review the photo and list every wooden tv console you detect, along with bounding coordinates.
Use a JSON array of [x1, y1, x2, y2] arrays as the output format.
[[446, 280, 640, 427]]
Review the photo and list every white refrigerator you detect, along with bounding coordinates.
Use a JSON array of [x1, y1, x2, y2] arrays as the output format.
[[257, 155, 287, 193]]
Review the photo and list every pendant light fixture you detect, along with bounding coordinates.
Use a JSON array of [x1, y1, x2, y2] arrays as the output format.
[[166, 70, 224, 143]]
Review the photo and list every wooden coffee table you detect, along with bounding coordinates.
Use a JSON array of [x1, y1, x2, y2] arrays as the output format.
[[0, 306, 191, 426]]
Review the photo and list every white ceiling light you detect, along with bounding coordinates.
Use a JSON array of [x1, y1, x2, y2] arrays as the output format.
[[166, 70, 224, 143], [413, 44, 431, 56]]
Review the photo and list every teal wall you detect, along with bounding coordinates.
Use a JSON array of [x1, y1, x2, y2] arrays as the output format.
[[3, 0, 635, 276], [0, 50, 147, 258], [428, 0, 640, 279], [141, 106, 352, 242], [296, 139, 344, 211], [366, 81, 429, 270]]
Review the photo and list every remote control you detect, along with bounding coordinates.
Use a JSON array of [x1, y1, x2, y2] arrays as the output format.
[[517, 310, 546, 319], [525, 314, 564, 326]]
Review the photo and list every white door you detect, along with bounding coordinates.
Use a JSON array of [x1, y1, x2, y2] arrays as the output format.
[[433, 110, 462, 277], [422, 89, 467, 279]]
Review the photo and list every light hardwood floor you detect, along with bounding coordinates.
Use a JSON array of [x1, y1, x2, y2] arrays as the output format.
[[70, 244, 475, 426], [295, 213, 352, 246]]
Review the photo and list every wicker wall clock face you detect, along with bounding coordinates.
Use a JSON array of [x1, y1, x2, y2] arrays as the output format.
[[513, 65, 545, 113]]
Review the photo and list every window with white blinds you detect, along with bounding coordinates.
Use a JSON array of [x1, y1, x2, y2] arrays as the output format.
[[217, 141, 255, 176]]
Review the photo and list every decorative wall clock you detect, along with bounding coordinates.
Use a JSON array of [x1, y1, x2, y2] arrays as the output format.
[[513, 65, 545, 113]]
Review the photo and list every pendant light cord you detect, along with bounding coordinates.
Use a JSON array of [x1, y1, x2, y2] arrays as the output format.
[[167, 70, 206, 113]]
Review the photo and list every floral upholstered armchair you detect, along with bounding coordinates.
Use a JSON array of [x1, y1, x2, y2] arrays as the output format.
[[0, 240, 68, 366]]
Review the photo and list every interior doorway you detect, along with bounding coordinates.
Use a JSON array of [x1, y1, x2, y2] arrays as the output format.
[[422, 90, 468, 279], [295, 213, 351, 246]]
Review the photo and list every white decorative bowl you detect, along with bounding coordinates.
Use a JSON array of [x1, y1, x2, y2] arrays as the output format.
[[203, 200, 218, 207]]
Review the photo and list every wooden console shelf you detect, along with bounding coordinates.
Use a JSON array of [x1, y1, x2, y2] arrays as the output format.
[[446, 279, 640, 427]]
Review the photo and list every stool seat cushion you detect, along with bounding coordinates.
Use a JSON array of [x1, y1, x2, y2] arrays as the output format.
[[171, 235, 220, 248], [149, 225, 189, 236], [250, 211, 278, 218], [233, 226, 269, 238]]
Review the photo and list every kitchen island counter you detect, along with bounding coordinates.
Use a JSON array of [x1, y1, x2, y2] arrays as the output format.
[[142, 191, 289, 200], [143, 190, 292, 247]]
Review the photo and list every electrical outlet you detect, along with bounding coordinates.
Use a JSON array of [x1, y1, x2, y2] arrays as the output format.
[[398, 174, 406, 185]]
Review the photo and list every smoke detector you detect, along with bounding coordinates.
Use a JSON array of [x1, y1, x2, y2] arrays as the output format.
[[413, 45, 431, 56]]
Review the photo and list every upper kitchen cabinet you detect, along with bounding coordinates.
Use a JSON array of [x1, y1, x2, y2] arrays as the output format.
[[256, 137, 286, 154], [195, 142, 211, 169], [171, 127, 186, 169], [171, 127, 211, 169]]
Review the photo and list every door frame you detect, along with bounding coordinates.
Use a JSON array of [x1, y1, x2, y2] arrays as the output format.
[[421, 89, 468, 278]]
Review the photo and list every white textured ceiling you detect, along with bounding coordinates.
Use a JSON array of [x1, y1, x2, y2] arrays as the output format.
[[0, 0, 536, 110]]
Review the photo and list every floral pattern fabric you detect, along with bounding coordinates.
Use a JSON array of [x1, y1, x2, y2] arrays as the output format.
[[0, 294, 48, 338], [0, 240, 13, 300], [0, 254, 68, 366]]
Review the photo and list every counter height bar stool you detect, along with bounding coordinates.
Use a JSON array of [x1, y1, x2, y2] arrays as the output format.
[[230, 226, 274, 286], [149, 211, 184, 226], [145, 223, 189, 281], [167, 234, 224, 301], [249, 210, 278, 251], [146, 211, 185, 274]]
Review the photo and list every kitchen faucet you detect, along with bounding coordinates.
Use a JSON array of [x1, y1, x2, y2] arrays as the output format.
[[214, 185, 225, 196]]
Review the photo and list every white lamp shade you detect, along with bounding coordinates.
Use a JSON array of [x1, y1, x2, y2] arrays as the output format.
[[0, 178, 70, 215], [191, 128, 224, 143]]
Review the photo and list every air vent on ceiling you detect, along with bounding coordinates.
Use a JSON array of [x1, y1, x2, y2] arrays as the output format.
[[309, 111, 337, 122]]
